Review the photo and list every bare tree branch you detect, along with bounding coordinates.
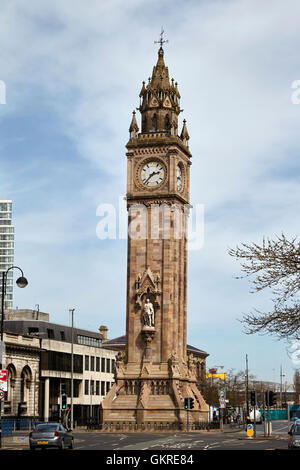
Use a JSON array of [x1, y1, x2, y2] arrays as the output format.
[[229, 234, 300, 340]]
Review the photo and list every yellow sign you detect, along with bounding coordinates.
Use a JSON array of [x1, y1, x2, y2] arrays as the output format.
[[246, 424, 253, 437], [206, 373, 227, 381]]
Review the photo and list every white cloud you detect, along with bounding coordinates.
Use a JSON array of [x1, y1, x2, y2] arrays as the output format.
[[1, 0, 300, 381]]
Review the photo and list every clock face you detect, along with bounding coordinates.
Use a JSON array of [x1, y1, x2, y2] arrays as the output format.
[[177, 165, 182, 190], [141, 161, 165, 187]]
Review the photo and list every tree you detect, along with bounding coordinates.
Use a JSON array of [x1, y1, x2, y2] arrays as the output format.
[[228, 234, 300, 340], [293, 370, 300, 404]]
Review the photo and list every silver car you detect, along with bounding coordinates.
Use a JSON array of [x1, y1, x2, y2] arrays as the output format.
[[288, 423, 300, 449], [29, 423, 74, 450]]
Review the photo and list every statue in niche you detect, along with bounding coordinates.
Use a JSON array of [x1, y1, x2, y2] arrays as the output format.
[[143, 298, 155, 327]]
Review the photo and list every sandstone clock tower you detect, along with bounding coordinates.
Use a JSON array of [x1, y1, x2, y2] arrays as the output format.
[[101, 39, 208, 428]]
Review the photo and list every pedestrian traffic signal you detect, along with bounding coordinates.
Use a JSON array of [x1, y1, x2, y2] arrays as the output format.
[[190, 398, 194, 409], [61, 393, 67, 410], [250, 390, 257, 406]]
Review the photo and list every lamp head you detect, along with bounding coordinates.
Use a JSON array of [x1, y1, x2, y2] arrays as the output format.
[[16, 276, 28, 289]]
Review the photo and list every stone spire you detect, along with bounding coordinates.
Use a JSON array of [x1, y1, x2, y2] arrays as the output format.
[[180, 119, 190, 147], [129, 110, 139, 139], [137, 46, 181, 135]]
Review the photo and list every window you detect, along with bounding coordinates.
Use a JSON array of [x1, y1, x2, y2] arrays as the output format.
[[84, 380, 89, 395], [96, 357, 100, 372], [106, 382, 110, 394], [60, 331, 65, 341], [106, 358, 110, 374], [101, 381, 105, 396], [90, 356, 95, 371], [47, 329, 54, 339], [96, 381, 100, 395], [77, 335, 101, 348], [112, 359, 115, 374], [101, 358, 105, 373], [152, 114, 157, 131], [28, 327, 39, 335], [41, 351, 83, 373], [90, 380, 94, 395], [85, 355, 89, 371]]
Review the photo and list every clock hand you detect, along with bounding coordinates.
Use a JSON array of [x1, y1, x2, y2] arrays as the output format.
[[144, 171, 159, 184]]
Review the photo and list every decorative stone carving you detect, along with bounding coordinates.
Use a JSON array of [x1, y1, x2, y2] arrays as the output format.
[[168, 350, 181, 377], [115, 351, 126, 378], [187, 353, 196, 377], [135, 267, 161, 310]]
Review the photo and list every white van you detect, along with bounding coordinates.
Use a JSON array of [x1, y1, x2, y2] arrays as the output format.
[[249, 409, 262, 424]]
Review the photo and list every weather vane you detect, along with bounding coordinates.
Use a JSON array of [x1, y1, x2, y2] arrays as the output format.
[[154, 27, 168, 49]]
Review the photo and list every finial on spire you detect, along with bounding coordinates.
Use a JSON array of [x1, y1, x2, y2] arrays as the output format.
[[154, 27, 168, 51]]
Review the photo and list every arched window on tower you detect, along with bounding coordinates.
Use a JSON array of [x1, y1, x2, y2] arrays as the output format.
[[142, 116, 147, 133], [152, 114, 157, 132], [165, 115, 171, 132]]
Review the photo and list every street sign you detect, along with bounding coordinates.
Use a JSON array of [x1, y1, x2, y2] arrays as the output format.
[[219, 397, 226, 408], [0, 370, 7, 392], [247, 424, 253, 437]]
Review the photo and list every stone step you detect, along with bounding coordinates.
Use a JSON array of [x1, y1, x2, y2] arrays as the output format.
[[147, 395, 176, 409], [111, 394, 138, 409]]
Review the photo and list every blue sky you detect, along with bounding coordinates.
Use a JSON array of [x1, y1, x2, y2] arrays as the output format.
[[1, 0, 300, 385]]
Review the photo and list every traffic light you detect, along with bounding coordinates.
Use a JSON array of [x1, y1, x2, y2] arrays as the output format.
[[184, 397, 194, 409], [250, 390, 257, 406], [265, 391, 277, 407], [269, 391, 277, 407], [61, 393, 67, 410]]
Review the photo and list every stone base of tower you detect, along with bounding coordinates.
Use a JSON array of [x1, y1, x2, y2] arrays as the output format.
[[100, 360, 209, 432]]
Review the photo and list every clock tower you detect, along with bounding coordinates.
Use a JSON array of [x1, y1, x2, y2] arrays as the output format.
[[101, 40, 208, 428]]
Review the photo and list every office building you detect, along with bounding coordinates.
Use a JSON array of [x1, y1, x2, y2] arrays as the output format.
[[0, 200, 14, 309]]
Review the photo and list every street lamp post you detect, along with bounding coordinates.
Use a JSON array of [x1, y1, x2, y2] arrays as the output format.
[[0, 266, 28, 448], [69, 308, 75, 431]]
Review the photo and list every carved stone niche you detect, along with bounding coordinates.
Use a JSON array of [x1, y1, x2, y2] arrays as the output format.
[[135, 266, 161, 311]]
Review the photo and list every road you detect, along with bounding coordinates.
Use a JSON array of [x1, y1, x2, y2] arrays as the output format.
[[70, 420, 289, 451]]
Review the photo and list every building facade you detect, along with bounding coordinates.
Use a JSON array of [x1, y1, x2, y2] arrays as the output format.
[[0, 200, 14, 309], [2, 309, 118, 424]]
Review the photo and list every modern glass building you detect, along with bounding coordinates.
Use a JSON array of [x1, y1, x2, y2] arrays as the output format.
[[0, 200, 14, 309]]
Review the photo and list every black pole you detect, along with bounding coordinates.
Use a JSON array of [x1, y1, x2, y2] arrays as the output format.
[[246, 354, 249, 416], [1, 271, 5, 345], [0, 271, 5, 449], [0, 266, 27, 449]]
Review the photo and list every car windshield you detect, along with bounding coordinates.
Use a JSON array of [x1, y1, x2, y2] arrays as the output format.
[[35, 424, 58, 432], [293, 425, 300, 435]]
